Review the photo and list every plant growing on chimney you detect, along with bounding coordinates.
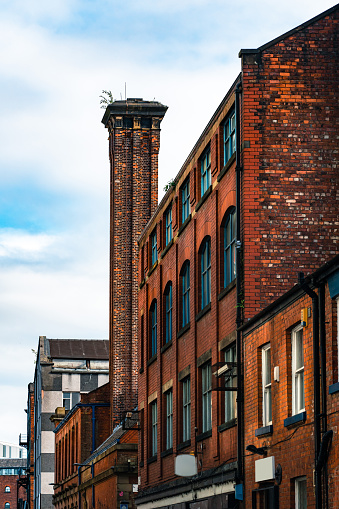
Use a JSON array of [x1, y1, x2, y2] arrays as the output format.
[[100, 90, 114, 108]]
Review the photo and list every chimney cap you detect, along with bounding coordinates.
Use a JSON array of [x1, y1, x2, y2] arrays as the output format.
[[102, 99, 168, 127]]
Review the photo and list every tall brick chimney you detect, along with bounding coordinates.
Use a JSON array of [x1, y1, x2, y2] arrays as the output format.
[[102, 99, 167, 429]]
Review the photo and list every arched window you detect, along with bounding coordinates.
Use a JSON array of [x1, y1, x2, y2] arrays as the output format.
[[164, 283, 172, 343], [181, 262, 190, 327], [5, 486, 10, 493], [150, 300, 157, 357], [201, 238, 211, 309], [5, 503, 10, 508], [223, 208, 236, 287]]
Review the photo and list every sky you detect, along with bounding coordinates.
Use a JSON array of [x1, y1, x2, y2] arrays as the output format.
[[0, 0, 336, 444]]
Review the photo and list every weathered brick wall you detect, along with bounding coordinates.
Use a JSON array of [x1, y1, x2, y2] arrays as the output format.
[[241, 8, 339, 318], [243, 279, 338, 509], [0, 476, 27, 507], [103, 101, 167, 429]]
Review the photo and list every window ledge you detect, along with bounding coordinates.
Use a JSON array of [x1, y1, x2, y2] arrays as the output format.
[[195, 185, 212, 212], [147, 455, 157, 464], [177, 322, 190, 339], [196, 429, 212, 442], [178, 214, 192, 236], [177, 439, 191, 451], [147, 354, 157, 367], [284, 411, 306, 428], [147, 260, 158, 278], [139, 367, 144, 374], [218, 279, 236, 301], [255, 425, 273, 437], [160, 239, 173, 259], [329, 382, 339, 394], [160, 448, 173, 458], [217, 153, 236, 183], [195, 303, 211, 322], [218, 418, 237, 433], [161, 340, 172, 354], [139, 279, 146, 290]]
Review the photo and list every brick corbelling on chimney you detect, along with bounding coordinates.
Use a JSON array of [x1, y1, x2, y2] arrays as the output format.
[[103, 101, 167, 430]]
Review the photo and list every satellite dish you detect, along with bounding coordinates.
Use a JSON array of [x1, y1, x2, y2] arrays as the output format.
[[175, 454, 197, 477]]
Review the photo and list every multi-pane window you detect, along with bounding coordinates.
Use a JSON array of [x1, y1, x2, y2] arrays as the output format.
[[150, 300, 157, 357], [202, 363, 212, 432], [225, 344, 237, 422], [262, 344, 272, 426], [165, 391, 173, 450], [151, 401, 157, 456], [165, 283, 172, 343], [295, 476, 307, 509], [181, 179, 191, 223], [62, 392, 80, 411], [5, 504, 10, 509], [224, 110, 236, 165], [224, 208, 236, 287], [201, 148, 211, 196], [292, 325, 305, 415], [151, 230, 157, 265], [165, 206, 172, 246], [182, 378, 191, 442], [5, 486, 10, 493], [182, 263, 190, 327], [201, 239, 211, 309]]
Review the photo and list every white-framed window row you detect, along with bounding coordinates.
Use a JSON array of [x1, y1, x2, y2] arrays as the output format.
[[295, 476, 307, 509], [292, 324, 305, 416], [262, 343, 272, 427]]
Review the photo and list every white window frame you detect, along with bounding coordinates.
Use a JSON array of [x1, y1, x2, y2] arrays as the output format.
[[166, 391, 173, 450], [292, 324, 305, 415], [262, 343, 272, 426], [181, 179, 190, 223], [295, 476, 307, 509], [224, 110, 236, 165], [165, 206, 172, 246], [201, 148, 211, 196], [225, 344, 237, 422], [151, 401, 157, 456], [62, 392, 80, 411], [182, 378, 191, 442], [151, 230, 157, 265], [202, 363, 212, 432]]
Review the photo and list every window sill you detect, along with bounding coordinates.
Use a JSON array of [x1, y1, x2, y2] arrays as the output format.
[[218, 418, 237, 433], [147, 260, 158, 278], [139, 367, 144, 374], [161, 340, 172, 354], [177, 322, 190, 339], [217, 153, 236, 183], [160, 239, 173, 259], [195, 303, 211, 322], [160, 448, 173, 458], [178, 214, 192, 236], [329, 382, 339, 394], [139, 279, 146, 290], [147, 455, 157, 465], [255, 425, 273, 437], [195, 186, 212, 212], [284, 411, 306, 428], [218, 279, 236, 301], [147, 354, 157, 367], [177, 439, 191, 451], [196, 429, 212, 442]]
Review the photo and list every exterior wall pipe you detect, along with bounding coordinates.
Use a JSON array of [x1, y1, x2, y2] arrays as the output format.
[[235, 80, 243, 485], [318, 282, 328, 508], [298, 273, 321, 509]]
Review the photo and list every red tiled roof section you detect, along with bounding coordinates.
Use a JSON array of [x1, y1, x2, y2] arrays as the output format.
[[48, 339, 109, 360]]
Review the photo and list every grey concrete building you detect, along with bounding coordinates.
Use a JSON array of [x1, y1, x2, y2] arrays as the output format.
[[31, 336, 109, 509]]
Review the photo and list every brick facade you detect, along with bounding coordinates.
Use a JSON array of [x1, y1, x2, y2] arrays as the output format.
[[0, 475, 27, 508], [242, 258, 339, 509], [136, 5, 338, 509], [102, 100, 167, 429]]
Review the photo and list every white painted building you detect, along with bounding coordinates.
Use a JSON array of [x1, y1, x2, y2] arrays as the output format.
[[0, 441, 26, 460], [31, 336, 109, 509]]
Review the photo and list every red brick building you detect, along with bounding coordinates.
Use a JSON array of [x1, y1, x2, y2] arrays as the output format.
[[136, 5, 338, 509], [242, 256, 339, 509], [0, 459, 27, 509]]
